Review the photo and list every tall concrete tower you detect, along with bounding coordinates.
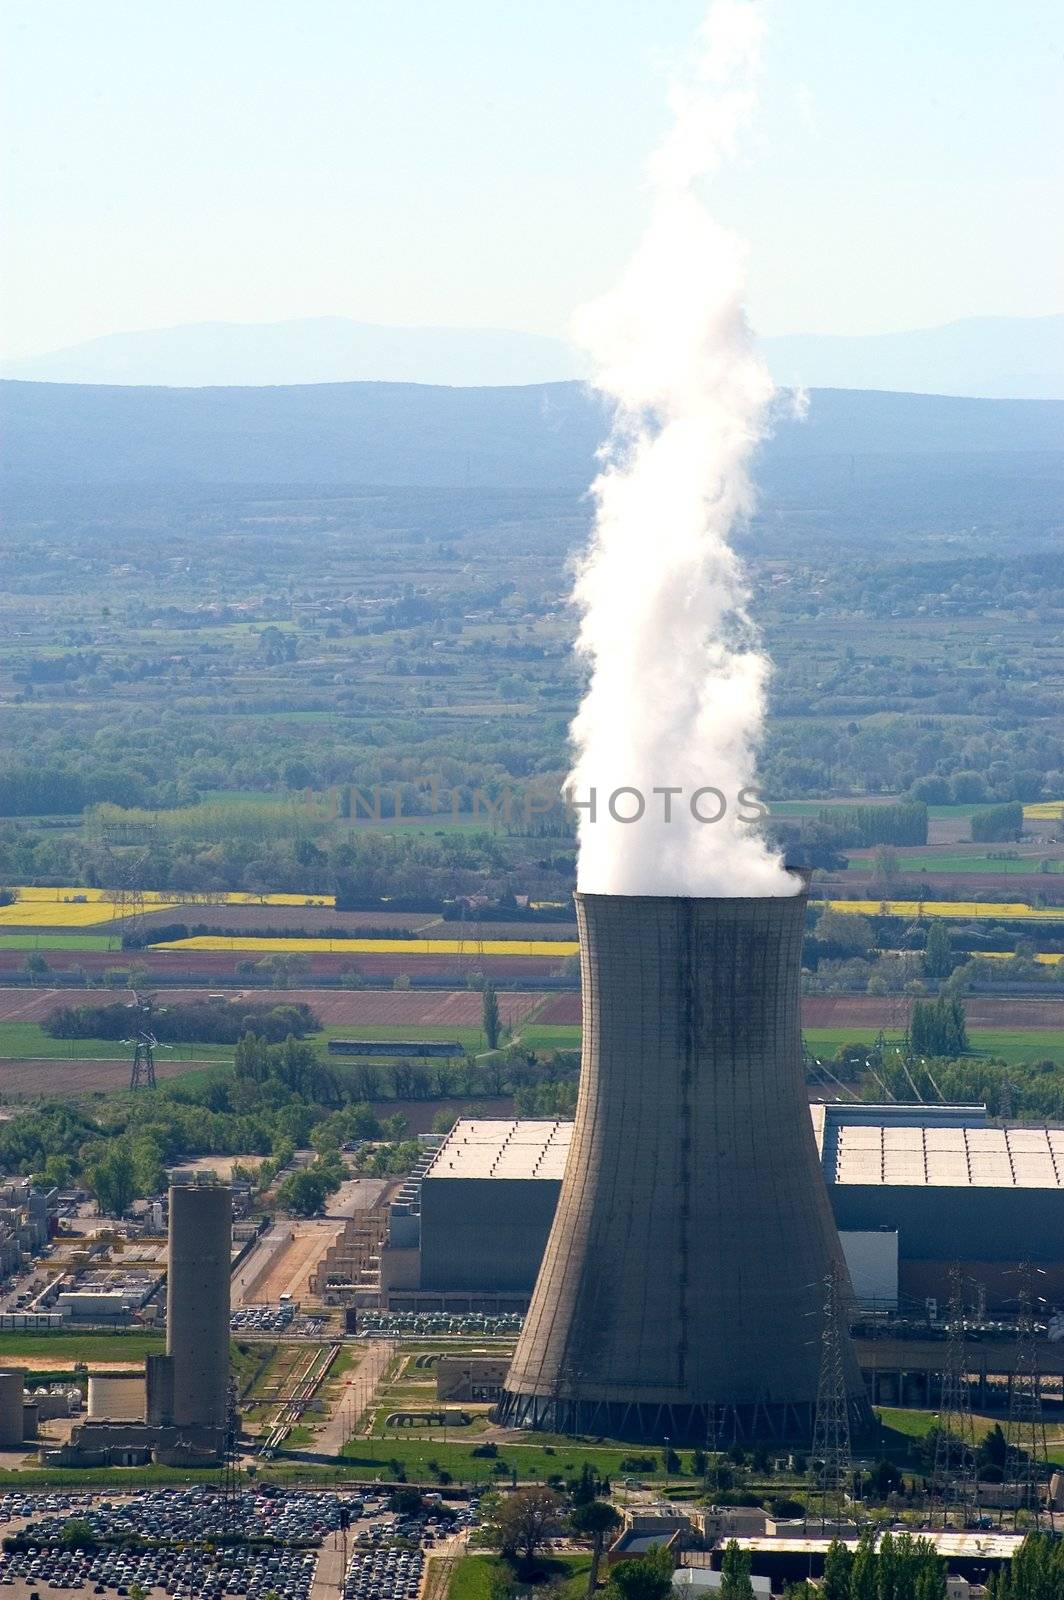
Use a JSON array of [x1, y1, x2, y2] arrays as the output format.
[[497, 890, 869, 1441], [165, 1182, 232, 1432]]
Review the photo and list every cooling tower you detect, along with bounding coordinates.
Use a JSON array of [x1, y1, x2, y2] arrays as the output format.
[[497, 889, 869, 1441], [166, 1182, 231, 1432]]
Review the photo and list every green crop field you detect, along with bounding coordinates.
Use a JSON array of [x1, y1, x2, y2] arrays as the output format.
[[893, 854, 1063, 874], [803, 1026, 1064, 1067], [0, 1021, 235, 1063], [517, 1025, 581, 1051], [0, 934, 120, 951]]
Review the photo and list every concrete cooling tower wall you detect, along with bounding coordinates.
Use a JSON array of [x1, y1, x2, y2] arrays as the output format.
[[497, 890, 870, 1441]]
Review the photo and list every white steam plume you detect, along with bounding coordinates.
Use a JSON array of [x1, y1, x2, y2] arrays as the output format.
[[566, 0, 796, 899]]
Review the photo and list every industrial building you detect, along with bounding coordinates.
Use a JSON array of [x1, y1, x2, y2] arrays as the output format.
[[44, 1180, 233, 1467], [383, 1099, 1064, 1321], [814, 1101, 1064, 1306], [497, 889, 870, 1442]]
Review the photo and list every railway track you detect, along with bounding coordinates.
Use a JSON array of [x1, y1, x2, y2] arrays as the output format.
[[259, 1340, 342, 1456]]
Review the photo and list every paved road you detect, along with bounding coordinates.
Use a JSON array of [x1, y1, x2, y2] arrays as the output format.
[[315, 1340, 396, 1459], [311, 1528, 346, 1600]]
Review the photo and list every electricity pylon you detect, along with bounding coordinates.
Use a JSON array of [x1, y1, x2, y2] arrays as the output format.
[[931, 1267, 979, 1526], [811, 1260, 853, 1532], [1004, 1264, 1052, 1530]]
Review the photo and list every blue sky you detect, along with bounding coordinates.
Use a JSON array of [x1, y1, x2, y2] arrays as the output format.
[[2, 0, 1061, 359]]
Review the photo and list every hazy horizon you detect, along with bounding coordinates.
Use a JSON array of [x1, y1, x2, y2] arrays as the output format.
[[3, 0, 1061, 364]]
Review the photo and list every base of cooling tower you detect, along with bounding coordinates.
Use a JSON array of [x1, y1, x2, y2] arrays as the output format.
[[494, 1389, 874, 1445]]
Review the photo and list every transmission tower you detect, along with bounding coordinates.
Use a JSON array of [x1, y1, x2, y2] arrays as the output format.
[[931, 1267, 979, 1527], [1003, 1264, 1052, 1530], [811, 1260, 854, 1532], [126, 991, 160, 1090], [221, 1379, 242, 1526]]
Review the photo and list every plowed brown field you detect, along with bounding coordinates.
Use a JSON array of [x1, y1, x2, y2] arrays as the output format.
[[539, 992, 1064, 1030], [0, 1056, 208, 1095], [0, 985, 543, 1028]]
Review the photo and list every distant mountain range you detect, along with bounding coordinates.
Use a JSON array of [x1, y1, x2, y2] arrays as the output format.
[[0, 318, 584, 390], [2, 378, 1061, 496], [762, 315, 1064, 401], [2, 313, 1062, 398]]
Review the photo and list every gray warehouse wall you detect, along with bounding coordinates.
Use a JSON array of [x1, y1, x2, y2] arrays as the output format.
[[419, 1176, 563, 1293], [829, 1184, 1064, 1263]]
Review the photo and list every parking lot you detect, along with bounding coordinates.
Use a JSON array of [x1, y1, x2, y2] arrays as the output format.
[[0, 1487, 479, 1600], [354, 1312, 522, 1339]]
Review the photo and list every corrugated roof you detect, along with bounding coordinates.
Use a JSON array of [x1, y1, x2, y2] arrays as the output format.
[[831, 1123, 1063, 1189], [426, 1113, 1064, 1190], [424, 1118, 573, 1180]]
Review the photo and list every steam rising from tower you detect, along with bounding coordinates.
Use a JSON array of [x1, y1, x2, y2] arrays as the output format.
[[567, 0, 794, 898]]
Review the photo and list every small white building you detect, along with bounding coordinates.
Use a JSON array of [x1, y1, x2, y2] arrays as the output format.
[[674, 1568, 772, 1599]]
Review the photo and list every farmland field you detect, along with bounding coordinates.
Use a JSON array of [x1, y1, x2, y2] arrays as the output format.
[[803, 1026, 1064, 1067], [536, 991, 1064, 1032], [153, 934, 582, 955], [825, 899, 1064, 921], [0, 933, 119, 950], [0, 986, 544, 1028], [0, 1020, 236, 1061]]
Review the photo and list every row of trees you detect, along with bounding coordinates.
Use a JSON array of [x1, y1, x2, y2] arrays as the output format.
[[804, 1533, 947, 1600], [816, 804, 930, 848], [44, 998, 318, 1044]]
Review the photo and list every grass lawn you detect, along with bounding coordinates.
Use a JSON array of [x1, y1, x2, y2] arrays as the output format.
[[0, 1464, 223, 1487], [518, 1025, 581, 1051], [876, 1407, 1064, 1466], [342, 1435, 650, 1485], [449, 1555, 591, 1600], [803, 1026, 1063, 1068], [0, 1331, 164, 1363]]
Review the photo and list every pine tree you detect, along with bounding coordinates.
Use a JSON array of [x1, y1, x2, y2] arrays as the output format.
[[719, 1540, 755, 1600], [823, 1540, 854, 1600], [851, 1533, 878, 1600], [923, 921, 955, 985]]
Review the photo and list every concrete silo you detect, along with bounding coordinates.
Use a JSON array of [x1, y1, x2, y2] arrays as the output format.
[[165, 1183, 232, 1432], [497, 889, 870, 1441]]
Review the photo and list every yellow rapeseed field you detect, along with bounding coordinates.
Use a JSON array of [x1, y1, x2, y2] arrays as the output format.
[[0, 886, 333, 928], [0, 901, 169, 928], [825, 899, 1064, 922], [154, 935, 580, 957], [980, 951, 1063, 965], [1023, 800, 1064, 820]]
